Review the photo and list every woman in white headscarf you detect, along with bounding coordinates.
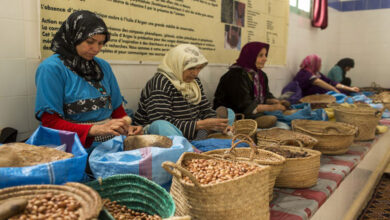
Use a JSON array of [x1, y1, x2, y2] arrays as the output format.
[[134, 44, 233, 140]]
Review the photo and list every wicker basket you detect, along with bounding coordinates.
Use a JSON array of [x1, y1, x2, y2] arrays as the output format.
[[162, 152, 270, 220], [299, 94, 336, 109], [233, 119, 257, 139], [378, 92, 390, 111], [330, 104, 382, 141], [203, 134, 286, 201], [87, 174, 175, 219], [0, 182, 102, 220], [259, 141, 321, 188], [292, 119, 358, 155], [256, 128, 318, 149], [124, 135, 172, 151]]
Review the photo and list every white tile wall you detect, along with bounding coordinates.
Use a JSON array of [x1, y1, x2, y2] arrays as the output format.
[[0, 0, 23, 19], [0, 19, 25, 59]]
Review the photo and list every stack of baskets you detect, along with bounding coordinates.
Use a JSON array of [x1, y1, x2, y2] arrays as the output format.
[[329, 103, 382, 141], [256, 128, 318, 149], [292, 119, 358, 155], [203, 134, 286, 200], [0, 182, 102, 220], [299, 94, 336, 109], [163, 152, 270, 220], [87, 174, 175, 219], [259, 141, 322, 188]]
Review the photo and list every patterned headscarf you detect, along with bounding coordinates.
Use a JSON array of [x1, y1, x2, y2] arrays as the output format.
[[233, 41, 270, 103], [158, 44, 208, 105], [300, 54, 322, 74], [51, 10, 110, 82]]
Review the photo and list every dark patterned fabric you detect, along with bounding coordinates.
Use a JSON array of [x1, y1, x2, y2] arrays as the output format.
[[51, 10, 110, 82], [75, 119, 115, 142], [358, 173, 390, 219]]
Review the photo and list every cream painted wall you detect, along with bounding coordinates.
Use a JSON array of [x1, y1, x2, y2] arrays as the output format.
[[1, 0, 378, 141]]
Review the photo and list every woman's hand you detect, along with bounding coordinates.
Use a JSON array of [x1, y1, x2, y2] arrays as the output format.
[[88, 118, 129, 137], [128, 125, 143, 136], [272, 104, 286, 111], [222, 125, 234, 136], [196, 118, 229, 132], [350, 86, 360, 92], [266, 98, 280, 104]]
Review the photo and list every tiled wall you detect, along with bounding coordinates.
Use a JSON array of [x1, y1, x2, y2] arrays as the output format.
[[329, 0, 390, 11]]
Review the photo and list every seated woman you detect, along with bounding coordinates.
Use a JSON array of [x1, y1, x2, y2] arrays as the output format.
[[289, 54, 359, 98], [213, 41, 286, 128], [35, 10, 142, 151], [133, 44, 233, 140], [327, 58, 355, 86]]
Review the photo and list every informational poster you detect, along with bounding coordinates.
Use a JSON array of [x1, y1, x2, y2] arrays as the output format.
[[40, 0, 288, 65]]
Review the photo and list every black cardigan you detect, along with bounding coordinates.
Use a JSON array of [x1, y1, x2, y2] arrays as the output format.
[[213, 67, 275, 118]]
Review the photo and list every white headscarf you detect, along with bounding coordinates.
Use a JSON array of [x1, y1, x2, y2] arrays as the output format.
[[158, 44, 208, 105]]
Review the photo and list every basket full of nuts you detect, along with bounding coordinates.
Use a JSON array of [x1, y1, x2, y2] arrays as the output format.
[[162, 152, 270, 220], [203, 134, 286, 201], [0, 182, 102, 220], [260, 140, 322, 188]]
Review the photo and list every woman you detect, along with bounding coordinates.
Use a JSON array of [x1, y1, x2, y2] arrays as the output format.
[[133, 44, 232, 140], [213, 41, 286, 126], [327, 58, 355, 86], [291, 54, 359, 97], [35, 10, 142, 150]]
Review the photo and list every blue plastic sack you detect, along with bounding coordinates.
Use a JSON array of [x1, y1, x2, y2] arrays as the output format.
[[264, 103, 328, 126], [0, 126, 87, 189], [89, 135, 194, 189], [191, 138, 249, 152]]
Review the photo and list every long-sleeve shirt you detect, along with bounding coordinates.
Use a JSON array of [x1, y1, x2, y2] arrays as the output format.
[[133, 73, 216, 140], [327, 65, 343, 83], [293, 69, 338, 97]]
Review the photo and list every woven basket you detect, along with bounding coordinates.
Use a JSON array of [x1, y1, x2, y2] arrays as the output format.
[[259, 141, 321, 188], [256, 128, 318, 149], [86, 174, 175, 219], [292, 119, 358, 155], [162, 152, 270, 220], [299, 94, 336, 109], [330, 104, 382, 141], [203, 134, 285, 201], [124, 135, 172, 151], [378, 92, 390, 111], [233, 119, 257, 139], [0, 182, 102, 220]]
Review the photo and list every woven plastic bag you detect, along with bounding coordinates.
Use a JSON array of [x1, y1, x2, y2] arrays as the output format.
[[0, 126, 88, 188], [89, 135, 194, 189]]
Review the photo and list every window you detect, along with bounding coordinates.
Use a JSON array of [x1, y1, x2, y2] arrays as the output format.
[[290, 0, 312, 17]]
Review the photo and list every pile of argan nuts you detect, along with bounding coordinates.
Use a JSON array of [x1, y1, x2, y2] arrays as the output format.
[[9, 193, 80, 220], [182, 158, 259, 185], [103, 199, 162, 220]]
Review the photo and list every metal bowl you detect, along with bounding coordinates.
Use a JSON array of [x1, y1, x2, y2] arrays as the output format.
[[123, 135, 173, 151]]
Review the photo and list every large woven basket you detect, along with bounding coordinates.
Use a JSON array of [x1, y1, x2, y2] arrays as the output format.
[[378, 92, 390, 111], [256, 128, 318, 149], [87, 174, 175, 219], [259, 141, 321, 188], [124, 135, 172, 151], [292, 119, 358, 155], [0, 182, 102, 220], [299, 94, 336, 109], [330, 104, 382, 141], [203, 134, 286, 201], [233, 119, 257, 138], [162, 152, 270, 220]]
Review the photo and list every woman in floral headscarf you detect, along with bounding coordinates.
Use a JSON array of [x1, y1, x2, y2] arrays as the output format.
[[133, 44, 233, 140], [35, 10, 142, 150], [213, 42, 286, 126], [292, 54, 359, 97]]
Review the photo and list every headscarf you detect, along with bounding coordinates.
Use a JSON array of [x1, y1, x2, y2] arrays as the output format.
[[158, 44, 208, 105], [233, 41, 270, 103], [300, 54, 322, 74], [336, 58, 354, 77], [51, 10, 110, 82]]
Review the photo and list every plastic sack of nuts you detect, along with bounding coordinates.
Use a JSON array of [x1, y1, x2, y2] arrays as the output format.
[[162, 152, 270, 220]]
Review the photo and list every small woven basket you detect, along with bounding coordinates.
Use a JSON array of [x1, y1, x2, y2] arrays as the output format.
[[259, 140, 322, 188], [87, 174, 175, 219], [329, 104, 382, 141], [292, 119, 358, 155], [256, 128, 318, 149], [0, 182, 102, 220], [233, 119, 257, 139], [299, 94, 336, 109], [162, 152, 270, 220], [203, 134, 286, 201], [124, 135, 172, 151]]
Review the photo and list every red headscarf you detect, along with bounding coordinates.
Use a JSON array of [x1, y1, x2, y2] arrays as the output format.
[[300, 54, 322, 74]]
